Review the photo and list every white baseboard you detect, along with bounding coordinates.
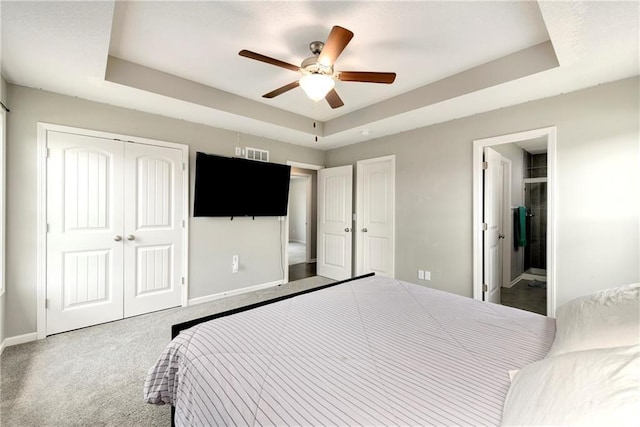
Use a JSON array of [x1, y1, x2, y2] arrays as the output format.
[[188, 280, 283, 306], [503, 276, 523, 289], [0, 339, 5, 355], [521, 273, 547, 282], [4, 332, 37, 348]]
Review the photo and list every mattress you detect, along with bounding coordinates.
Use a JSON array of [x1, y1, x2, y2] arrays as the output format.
[[144, 275, 555, 426]]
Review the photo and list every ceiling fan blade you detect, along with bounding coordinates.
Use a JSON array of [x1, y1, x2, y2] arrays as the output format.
[[325, 89, 344, 109], [318, 26, 354, 66], [338, 71, 396, 84], [239, 50, 300, 72], [263, 81, 300, 98]]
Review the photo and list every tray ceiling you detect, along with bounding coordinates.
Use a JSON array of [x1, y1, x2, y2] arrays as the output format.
[[1, 1, 638, 149]]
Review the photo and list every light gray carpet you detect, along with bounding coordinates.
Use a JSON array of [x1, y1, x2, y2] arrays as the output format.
[[0, 275, 334, 426]]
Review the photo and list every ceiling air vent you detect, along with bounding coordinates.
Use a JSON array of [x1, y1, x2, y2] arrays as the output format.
[[245, 147, 269, 162]]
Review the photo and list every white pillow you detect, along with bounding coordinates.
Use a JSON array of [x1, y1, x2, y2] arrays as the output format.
[[546, 283, 640, 358], [501, 345, 640, 426]]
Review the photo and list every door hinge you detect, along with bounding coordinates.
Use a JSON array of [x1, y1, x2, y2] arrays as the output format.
[[482, 284, 488, 292], [182, 163, 185, 171], [45, 148, 51, 158], [181, 277, 185, 285], [482, 161, 488, 170], [482, 223, 488, 231], [46, 223, 50, 233], [45, 298, 49, 309], [182, 219, 185, 228]]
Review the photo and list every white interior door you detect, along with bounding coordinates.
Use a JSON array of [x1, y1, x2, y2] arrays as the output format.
[[317, 165, 353, 280], [356, 156, 395, 277], [46, 132, 125, 335], [483, 147, 502, 303], [123, 143, 184, 317]]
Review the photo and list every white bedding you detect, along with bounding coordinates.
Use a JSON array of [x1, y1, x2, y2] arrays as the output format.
[[546, 283, 640, 358], [144, 275, 555, 426], [502, 344, 640, 426]]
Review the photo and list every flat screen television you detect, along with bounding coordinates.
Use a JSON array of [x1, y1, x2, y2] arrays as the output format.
[[193, 152, 291, 217]]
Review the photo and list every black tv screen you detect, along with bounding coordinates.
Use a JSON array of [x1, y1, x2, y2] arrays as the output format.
[[193, 152, 291, 217]]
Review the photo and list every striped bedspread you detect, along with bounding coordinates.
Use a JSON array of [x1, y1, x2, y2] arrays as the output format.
[[144, 275, 555, 426]]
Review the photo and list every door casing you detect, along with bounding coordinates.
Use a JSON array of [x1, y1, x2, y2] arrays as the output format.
[[36, 123, 189, 339]]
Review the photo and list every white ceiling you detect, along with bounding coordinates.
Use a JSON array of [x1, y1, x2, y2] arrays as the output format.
[[1, 1, 638, 150]]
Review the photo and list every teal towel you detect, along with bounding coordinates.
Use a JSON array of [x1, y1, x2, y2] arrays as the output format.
[[518, 206, 527, 247]]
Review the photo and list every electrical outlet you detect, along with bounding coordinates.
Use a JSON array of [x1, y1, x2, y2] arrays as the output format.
[[232, 255, 239, 273], [424, 270, 431, 280], [418, 270, 424, 280]]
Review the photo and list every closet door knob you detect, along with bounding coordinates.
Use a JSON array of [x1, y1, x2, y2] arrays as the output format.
[[126, 234, 136, 241], [362, 228, 368, 232], [498, 233, 505, 239], [114, 235, 122, 242], [345, 228, 351, 232]]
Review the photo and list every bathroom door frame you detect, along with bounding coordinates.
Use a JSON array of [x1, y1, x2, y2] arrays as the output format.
[[472, 126, 557, 317]]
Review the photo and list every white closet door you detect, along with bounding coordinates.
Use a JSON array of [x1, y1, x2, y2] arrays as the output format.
[[356, 156, 395, 277], [46, 132, 124, 335], [317, 165, 353, 280], [123, 143, 184, 317]]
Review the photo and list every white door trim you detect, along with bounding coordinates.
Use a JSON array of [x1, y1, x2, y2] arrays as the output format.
[[0, 107, 5, 298], [36, 122, 190, 339], [286, 161, 324, 171], [355, 155, 396, 277], [472, 126, 557, 317]]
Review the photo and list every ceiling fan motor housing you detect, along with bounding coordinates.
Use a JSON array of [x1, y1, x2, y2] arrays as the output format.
[[301, 41, 333, 76], [301, 56, 333, 76]]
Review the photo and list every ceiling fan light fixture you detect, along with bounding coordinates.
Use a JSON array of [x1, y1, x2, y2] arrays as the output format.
[[299, 73, 335, 102]]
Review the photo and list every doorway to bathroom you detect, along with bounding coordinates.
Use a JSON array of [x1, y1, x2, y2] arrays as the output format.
[[500, 151, 548, 315], [473, 127, 556, 317]]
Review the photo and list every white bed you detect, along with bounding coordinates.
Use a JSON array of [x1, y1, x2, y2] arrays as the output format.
[[144, 274, 556, 426]]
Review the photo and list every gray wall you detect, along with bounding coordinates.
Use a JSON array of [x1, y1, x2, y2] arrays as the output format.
[[0, 74, 6, 347], [288, 178, 307, 243], [5, 84, 326, 338], [290, 167, 318, 260], [493, 143, 526, 281], [326, 77, 640, 307]]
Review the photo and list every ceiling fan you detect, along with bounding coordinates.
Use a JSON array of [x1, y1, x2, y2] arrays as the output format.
[[239, 26, 396, 109]]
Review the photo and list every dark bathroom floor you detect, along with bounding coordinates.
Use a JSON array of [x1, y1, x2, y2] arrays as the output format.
[[501, 279, 547, 315]]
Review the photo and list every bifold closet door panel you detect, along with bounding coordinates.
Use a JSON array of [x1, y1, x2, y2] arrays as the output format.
[[46, 131, 125, 335], [123, 142, 184, 317]]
